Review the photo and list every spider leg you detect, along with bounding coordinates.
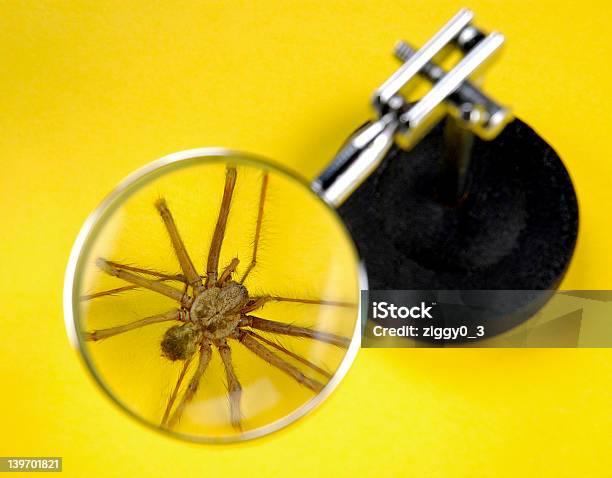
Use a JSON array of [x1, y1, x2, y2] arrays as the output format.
[[166, 342, 213, 429], [244, 330, 332, 379], [81, 283, 142, 301], [216, 340, 243, 431], [242, 296, 355, 313], [218, 258, 240, 285], [81, 277, 185, 301], [240, 297, 270, 313], [239, 172, 268, 284], [243, 315, 350, 347], [97, 258, 191, 307], [236, 331, 323, 392], [85, 309, 181, 341], [83, 261, 185, 300], [206, 166, 237, 288], [155, 198, 204, 293], [104, 261, 186, 282], [161, 353, 195, 427]]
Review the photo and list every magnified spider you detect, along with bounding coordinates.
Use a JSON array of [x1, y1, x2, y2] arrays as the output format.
[[81, 166, 355, 431]]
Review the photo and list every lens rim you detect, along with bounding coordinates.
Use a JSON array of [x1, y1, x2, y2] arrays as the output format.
[[63, 147, 365, 443]]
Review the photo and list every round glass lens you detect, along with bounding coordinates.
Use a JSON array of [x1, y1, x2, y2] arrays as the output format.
[[65, 150, 361, 442]]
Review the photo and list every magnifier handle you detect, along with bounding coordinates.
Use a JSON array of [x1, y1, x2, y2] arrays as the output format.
[[313, 114, 399, 207]]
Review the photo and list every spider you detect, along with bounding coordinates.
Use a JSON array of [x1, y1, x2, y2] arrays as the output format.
[[81, 166, 355, 432]]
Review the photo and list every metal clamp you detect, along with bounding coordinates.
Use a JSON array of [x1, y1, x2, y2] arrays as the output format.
[[313, 9, 513, 207]]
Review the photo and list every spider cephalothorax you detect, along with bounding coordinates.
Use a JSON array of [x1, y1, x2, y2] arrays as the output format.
[[189, 281, 248, 338], [83, 167, 355, 432]]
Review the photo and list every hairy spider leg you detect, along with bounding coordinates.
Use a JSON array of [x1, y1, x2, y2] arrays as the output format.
[[244, 315, 350, 347], [242, 296, 356, 313], [161, 353, 195, 427], [104, 261, 186, 281], [239, 172, 269, 284], [206, 167, 237, 288], [82, 262, 186, 301], [81, 283, 150, 301], [155, 198, 204, 293], [166, 342, 213, 429], [217, 340, 243, 430], [96, 258, 192, 307], [244, 330, 332, 379], [86, 309, 181, 341], [236, 331, 323, 392], [218, 258, 240, 285]]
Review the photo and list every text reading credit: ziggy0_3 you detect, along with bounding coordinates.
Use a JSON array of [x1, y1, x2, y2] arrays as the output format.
[[370, 301, 486, 340]]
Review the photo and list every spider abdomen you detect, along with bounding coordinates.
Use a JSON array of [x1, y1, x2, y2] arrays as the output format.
[[161, 323, 203, 361]]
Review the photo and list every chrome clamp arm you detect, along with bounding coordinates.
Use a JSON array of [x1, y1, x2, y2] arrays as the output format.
[[313, 9, 512, 207]]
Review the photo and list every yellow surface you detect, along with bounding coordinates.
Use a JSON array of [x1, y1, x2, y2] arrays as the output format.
[[1, 1, 610, 476]]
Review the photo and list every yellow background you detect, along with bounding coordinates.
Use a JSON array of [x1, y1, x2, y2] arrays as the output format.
[[1, 1, 610, 476]]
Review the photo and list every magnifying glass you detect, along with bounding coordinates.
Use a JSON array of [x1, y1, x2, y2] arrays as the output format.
[[64, 149, 363, 443]]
